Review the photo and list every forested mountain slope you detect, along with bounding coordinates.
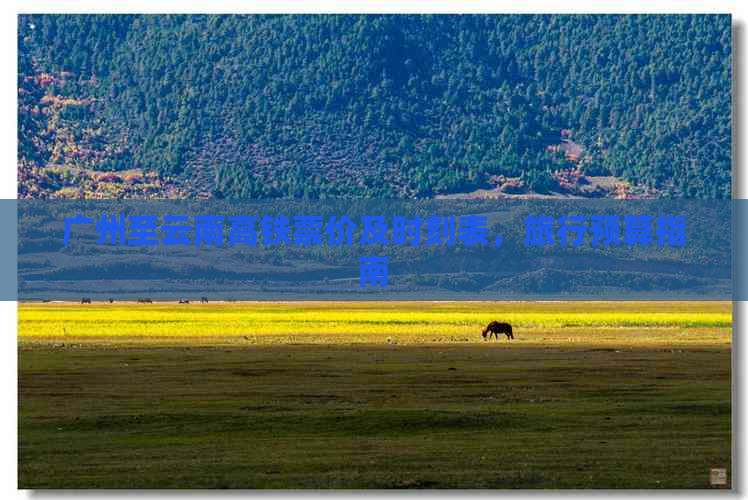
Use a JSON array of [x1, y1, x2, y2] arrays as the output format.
[[18, 15, 732, 199]]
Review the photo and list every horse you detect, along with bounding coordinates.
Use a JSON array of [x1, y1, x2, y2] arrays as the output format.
[[178, 300, 190, 304], [482, 321, 513, 341], [80, 298, 91, 304]]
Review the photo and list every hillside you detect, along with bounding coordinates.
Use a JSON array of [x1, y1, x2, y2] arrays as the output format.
[[18, 14, 732, 199]]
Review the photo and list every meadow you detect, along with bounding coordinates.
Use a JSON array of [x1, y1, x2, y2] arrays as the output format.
[[18, 301, 731, 345], [18, 301, 732, 488]]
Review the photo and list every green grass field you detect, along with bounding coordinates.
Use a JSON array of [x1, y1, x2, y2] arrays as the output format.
[[18, 301, 732, 488]]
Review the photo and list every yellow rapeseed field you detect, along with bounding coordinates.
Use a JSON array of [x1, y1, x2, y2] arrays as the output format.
[[18, 301, 732, 346]]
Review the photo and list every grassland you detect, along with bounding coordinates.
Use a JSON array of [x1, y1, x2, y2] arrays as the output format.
[[18, 301, 732, 345], [18, 301, 732, 488]]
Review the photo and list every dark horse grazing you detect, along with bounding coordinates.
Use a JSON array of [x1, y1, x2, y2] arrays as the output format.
[[482, 321, 514, 340]]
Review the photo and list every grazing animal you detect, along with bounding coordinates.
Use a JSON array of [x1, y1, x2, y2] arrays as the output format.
[[80, 298, 91, 304], [108, 299, 114, 304], [179, 300, 190, 304], [482, 321, 514, 341], [200, 297, 209, 304]]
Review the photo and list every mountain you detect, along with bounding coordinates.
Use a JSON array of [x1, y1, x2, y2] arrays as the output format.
[[18, 14, 732, 199]]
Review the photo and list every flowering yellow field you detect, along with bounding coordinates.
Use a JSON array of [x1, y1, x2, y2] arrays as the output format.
[[18, 301, 732, 346]]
